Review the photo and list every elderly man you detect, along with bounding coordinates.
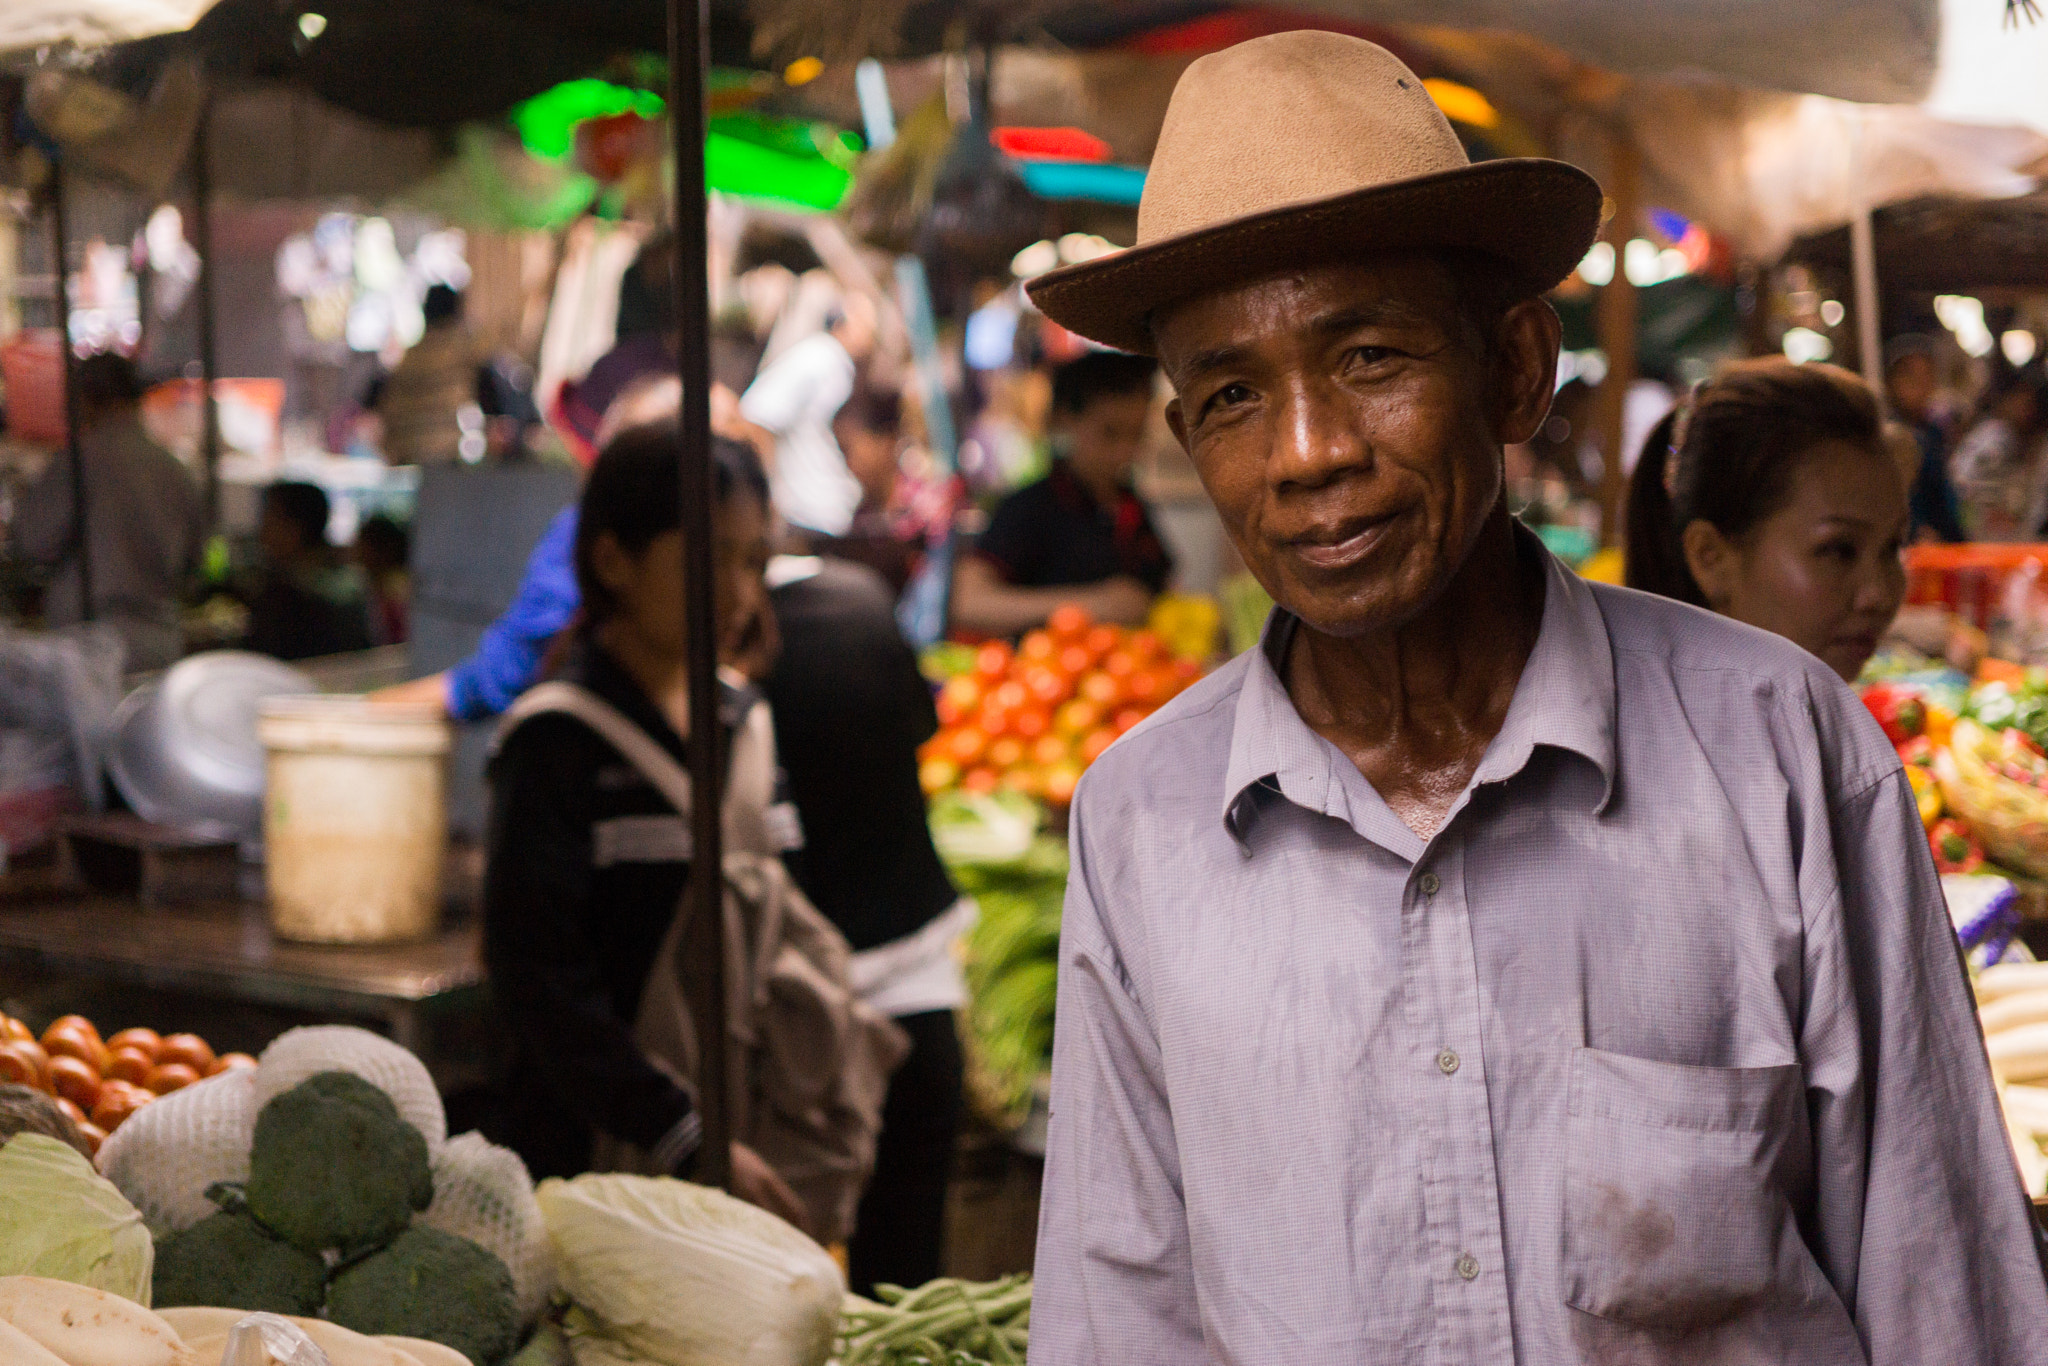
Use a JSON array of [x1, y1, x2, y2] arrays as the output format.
[[1023, 32, 2048, 1365]]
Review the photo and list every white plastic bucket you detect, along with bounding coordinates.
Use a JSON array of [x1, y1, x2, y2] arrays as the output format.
[[256, 697, 452, 944]]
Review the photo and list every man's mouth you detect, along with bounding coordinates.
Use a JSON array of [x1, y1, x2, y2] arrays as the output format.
[[1285, 515, 1400, 571]]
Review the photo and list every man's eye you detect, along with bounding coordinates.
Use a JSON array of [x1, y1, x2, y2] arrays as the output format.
[[1348, 345, 1397, 368], [1204, 383, 1253, 416]]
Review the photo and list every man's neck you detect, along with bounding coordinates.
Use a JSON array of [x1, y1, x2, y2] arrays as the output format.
[[1282, 504, 1544, 839]]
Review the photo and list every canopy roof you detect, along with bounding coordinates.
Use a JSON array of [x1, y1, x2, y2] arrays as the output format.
[[0, 0, 214, 55]]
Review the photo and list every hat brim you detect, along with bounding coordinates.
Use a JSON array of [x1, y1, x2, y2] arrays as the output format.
[[1027, 158, 1603, 356]]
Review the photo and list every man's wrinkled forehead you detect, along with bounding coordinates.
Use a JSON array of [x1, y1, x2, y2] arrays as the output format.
[[1149, 254, 1462, 382]]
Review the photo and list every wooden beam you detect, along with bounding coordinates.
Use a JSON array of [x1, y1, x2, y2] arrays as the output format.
[[1592, 130, 1639, 548]]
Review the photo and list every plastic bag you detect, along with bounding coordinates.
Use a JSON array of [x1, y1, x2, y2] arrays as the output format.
[[223, 1313, 331, 1366]]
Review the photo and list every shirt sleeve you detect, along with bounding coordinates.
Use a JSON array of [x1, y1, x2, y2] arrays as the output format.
[[1030, 787, 1207, 1365], [446, 507, 582, 721], [482, 717, 697, 1156], [1801, 767, 2048, 1357], [740, 338, 846, 436]]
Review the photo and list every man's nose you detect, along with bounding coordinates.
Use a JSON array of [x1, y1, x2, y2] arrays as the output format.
[[1268, 378, 1368, 491]]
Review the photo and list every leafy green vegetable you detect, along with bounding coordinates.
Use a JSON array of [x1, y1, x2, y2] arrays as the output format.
[[246, 1070, 434, 1257], [0, 1131, 154, 1305], [837, 1275, 1033, 1366], [152, 1209, 326, 1313], [326, 1224, 520, 1366]]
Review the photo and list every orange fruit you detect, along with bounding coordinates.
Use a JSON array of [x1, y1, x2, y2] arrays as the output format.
[[1055, 699, 1101, 737], [919, 758, 961, 796], [1042, 763, 1082, 806]]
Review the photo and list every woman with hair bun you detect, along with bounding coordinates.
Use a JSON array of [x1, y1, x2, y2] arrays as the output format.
[[1625, 358, 1909, 681]]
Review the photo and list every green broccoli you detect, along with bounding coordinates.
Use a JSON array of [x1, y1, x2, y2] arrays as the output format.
[[152, 1210, 327, 1313], [326, 1225, 519, 1366], [246, 1070, 433, 1256]]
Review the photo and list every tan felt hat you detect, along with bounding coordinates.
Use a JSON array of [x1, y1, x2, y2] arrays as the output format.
[[1027, 31, 1604, 356]]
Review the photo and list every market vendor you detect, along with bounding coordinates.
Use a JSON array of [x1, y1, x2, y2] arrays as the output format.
[[949, 352, 1173, 637], [1022, 30, 2048, 1364], [1624, 359, 1908, 682], [8, 352, 203, 671]]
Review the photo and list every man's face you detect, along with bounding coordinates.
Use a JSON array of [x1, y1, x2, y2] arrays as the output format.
[[1156, 256, 1556, 639], [1056, 392, 1152, 492]]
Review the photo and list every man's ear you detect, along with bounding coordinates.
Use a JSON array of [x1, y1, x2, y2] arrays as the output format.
[[1681, 518, 1739, 610], [1493, 298, 1561, 447]]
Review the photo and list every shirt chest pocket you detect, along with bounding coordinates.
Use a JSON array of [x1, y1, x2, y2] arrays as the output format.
[[1560, 1046, 1810, 1333]]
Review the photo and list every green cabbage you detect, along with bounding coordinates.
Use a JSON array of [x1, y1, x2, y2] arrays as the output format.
[[0, 1133, 154, 1305]]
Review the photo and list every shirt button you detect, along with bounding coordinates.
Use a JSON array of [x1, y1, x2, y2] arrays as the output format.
[[1456, 1253, 1480, 1281], [1437, 1048, 1460, 1076], [1419, 872, 1440, 896]]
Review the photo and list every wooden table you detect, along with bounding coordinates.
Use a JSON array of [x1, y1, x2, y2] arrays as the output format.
[[0, 896, 483, 1052]]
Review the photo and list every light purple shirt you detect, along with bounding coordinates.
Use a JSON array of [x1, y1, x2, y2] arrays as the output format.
[[1030, 537, 2048, 1364]]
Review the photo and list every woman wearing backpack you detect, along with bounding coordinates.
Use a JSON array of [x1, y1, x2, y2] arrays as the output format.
[[481, 426, 880, 1230]]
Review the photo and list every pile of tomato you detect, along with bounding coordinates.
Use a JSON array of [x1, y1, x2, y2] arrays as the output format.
[[920, 604, 1203, 805], [0, 1013, 252, 1154]]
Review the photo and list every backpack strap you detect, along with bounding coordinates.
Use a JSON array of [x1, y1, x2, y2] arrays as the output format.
[[500, 681, 698, 815]]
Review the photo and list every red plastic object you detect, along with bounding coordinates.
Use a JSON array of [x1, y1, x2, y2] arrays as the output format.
[[1903, 543, 2048, 630], [0, 330, 68, 446], [992, 126, 1112, 163]]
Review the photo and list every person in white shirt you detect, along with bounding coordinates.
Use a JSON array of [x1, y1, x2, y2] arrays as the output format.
[[739, 296, 877, 539]]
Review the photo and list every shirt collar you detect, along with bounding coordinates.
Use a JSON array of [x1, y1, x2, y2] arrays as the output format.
[[1221, 527, 1617, 846]]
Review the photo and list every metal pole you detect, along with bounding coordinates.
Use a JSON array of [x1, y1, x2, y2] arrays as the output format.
[[192, 94, 223, 529], [1592, 130, 1639, 547], [667, 0, 730, 1191], [1850, 206, 1884, 400], [51, 167, 92, 622]]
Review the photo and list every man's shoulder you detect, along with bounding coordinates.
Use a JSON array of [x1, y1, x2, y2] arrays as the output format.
[[1587, 580, 1896, 793], [1072, 650, 1249, 813]]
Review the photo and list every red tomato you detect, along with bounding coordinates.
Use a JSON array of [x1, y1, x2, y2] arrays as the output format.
[[1083, 625, 1120, 660], [48, 1055, 101, 1111], [1113, 707, 1149, 735], [1047, 603, 1093, 642], [40, 1031, 107, 1075], [940, 675, 984, 718], [1055, 699, 1102, 737], [1101, 650, 1137, 680], [973, 642, 1012, 683], [157, 1034, 216, 1074], [91, 1082, 151, 1131], [1079, 672, 1123, 708], [1056, 643, 1094, 678], [1080, 727, 1118, 765], [991, 680, 1030, 714], [1023, 667, 1069, 707], [0, 1040, 48, 1090], [999, 767, 1043, 799], [1013, 707, 1052, 741], [146, 1062, 201, 1095], [1031, 734, 1073, 768], [1041, 763, 1082, 806], [103, 1047, 155, 1087], [0, 1018, 31, 1045], [945, 727, 989, 767], [76, 1121, 106, 1156], [987, 736, 1027, 771], [1124, 670, 1165, 707], [106, 1028, 161, 1060], [43, 1015, 102, 1050], [961, 766, 1001, 795], [1127, 629, 1166, 661], [54, 1096, 88, 1129], [1020, 631, 1057, 662]]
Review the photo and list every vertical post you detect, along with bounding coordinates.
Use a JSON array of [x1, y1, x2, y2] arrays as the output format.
[[1592, 131, 1639, 547], [1850, 206, 1884, 401], [51, 168, 92, 622], [192, 94, 223, 529], [667, 0, 730, 1191]]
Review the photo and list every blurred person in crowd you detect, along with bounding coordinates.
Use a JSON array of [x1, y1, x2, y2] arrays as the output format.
[[555, 236, 680, 460], [1626, 359, 1907, 682], [372, 284, 541, 465], [9, 352, 203, 670], [950, 351, 1173, 637], [482, 426, 805, 1229], [243, 481, 372, 661], [1884, 334, 1965, 543], [1949, 363, 2048, 540], [814, 380, 922, 594], [739, 294, 879, 540], [354, 514, 411, 647]]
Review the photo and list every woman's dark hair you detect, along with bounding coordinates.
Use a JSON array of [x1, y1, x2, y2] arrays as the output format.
[[1625, 359, 1884, 608], [574, 425, 768, 628], [1050, 351, 1157, 416], [264, 481, 332, 550]]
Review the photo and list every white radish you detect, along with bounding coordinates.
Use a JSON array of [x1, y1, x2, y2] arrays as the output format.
[[1980, 990, 2048, 1036], [1976, 960, 2048, 1004], [378, 1341, 463, 1366], [1987, 1022, 2048, 1082], [0, 1319, 74, 1366], [150, 1312, 241, 1345], [0, 1278, 184, 1366]]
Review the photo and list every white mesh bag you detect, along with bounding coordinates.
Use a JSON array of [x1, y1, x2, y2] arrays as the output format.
[[253, 1026, 446, 1152], [417, 1132, 556, 1324], [95, 1066, 257, 1238]]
